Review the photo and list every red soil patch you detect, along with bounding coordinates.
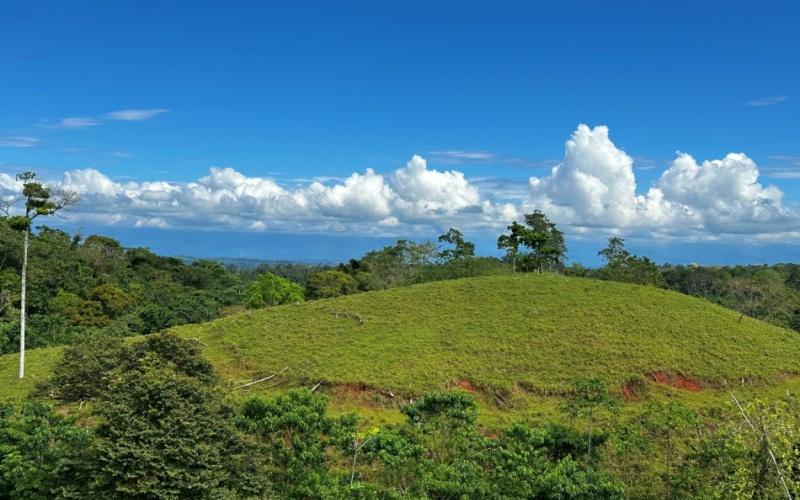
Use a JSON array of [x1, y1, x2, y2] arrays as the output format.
[[649, 371, 701, 392], [339, 383, 367, 395], [454, 380, 478, 392]]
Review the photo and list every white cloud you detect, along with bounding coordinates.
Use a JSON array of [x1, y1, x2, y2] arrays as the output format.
[[527, 124, 641, 226], [55, 117, 102, 129], [745, 95, 788, 106], [0, 136, 40, 148], [390, 155, 481, 215], [62, 169, 119, 197], [428, 149, 553, 170], [4, 124, 796, 244], [314, 168, 394, 218], [103, 109, 170, 121], [46, 157, 516, 235], [526, 124, 797, 240], [0, 173, 20, 192]]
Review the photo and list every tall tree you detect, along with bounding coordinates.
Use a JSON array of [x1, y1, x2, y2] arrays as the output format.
[[498, 210, 567, 273], [0, 172, 78, 379], [437, 228, 475, 262]]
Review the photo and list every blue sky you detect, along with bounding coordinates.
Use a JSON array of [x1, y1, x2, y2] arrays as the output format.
[[1, 1, 799, 265]]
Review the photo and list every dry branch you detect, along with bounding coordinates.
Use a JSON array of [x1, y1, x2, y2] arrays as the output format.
[[233, 367, 288, 390]]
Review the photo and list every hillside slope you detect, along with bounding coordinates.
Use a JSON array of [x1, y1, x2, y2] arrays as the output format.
[[182, 273, 800, 396], [3, 274, 798, 409]]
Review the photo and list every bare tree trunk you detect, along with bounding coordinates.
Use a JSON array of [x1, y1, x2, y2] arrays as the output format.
[[19, 227, 28, 379]]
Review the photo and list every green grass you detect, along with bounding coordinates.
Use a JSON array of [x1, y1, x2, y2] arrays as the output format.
[[188, 274, 800, 391], [3, 274, 800, 427]]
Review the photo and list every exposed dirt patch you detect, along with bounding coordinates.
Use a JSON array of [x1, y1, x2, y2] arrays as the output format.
[[649, 371, 701, 392], [339, 383, 367, 395], [454, 380, 478, 392]]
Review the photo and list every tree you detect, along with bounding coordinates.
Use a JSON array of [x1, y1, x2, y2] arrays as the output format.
[[86, 366, 262, 499], [401, 390, 479, 464], [237, 389, 355, 498], [640, 400, 697, 499], [246, 272, 304, 308], [0, 402, 90, 500], [305, 270, 359, 299], [437, 228, 475, 262], [497, 210, 567, 273], [0, 172, 78, 378], [42, 332, 266, 499], [559, 377, 620, 465], [597, 237, 666, 287]]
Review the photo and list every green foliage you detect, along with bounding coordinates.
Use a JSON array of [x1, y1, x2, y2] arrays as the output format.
[[247, 272, 305, 309], [402, 390, 479, 464], [661, 263, 800, 330], [437, 228, 475, 262], [497, 210, 567, 273], [39, 333, 126, 402], [37, 332, 267, 499], [680, 396, 800, 499], [84, 365, 262, 499], [237, 388, 354, 498], [41, 331, 217, 404], [597, 237, 667, 287], [306, 270, 359, 299], [639, 400, 698, 498], [559, 377, 621, 462], [124, 331, 218, 386], [90, 284, 135, 318], [0, 401, 90, 500]]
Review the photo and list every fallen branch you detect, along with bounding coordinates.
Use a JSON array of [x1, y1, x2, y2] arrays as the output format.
[[187, 337, 208, 347], [310, 382, 323, 392], [265, 379, 289, 390], [233, 367, 288, 390]]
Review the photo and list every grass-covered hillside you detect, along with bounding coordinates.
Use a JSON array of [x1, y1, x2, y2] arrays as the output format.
[[187, 273, 799, 392], [3, 273, 800, 418]]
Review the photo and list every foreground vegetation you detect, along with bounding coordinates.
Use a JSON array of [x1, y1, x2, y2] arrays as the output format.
[[4, 330, 800, 499]]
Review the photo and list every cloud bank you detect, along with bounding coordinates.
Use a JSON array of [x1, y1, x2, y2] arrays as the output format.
[[527, 125, 795, 240], [1, 125, 797, 243], [47, 156, 517, 235]]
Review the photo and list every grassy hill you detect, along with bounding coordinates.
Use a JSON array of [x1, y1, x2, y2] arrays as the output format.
[[3, 273, 800, 425]]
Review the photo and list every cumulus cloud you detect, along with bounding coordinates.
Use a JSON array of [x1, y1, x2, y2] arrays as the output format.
[[3, 124, 796, 243], [103, 109, 169, 121], [526, 124, 797, 240], [41, 157, 513, 235]]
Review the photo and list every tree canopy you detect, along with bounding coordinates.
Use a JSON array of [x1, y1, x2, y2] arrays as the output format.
[[497, 210, 567, 273]]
